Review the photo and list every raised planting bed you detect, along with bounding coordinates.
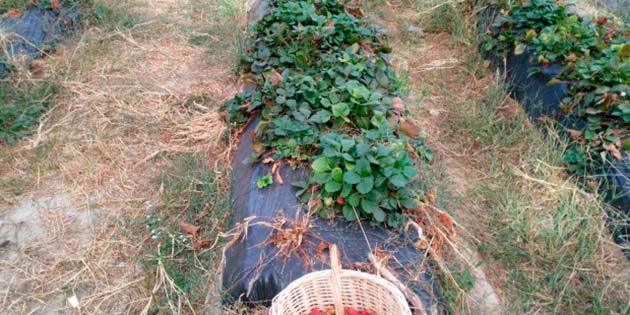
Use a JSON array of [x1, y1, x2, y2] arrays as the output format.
[[479, 0, 630, 250], [221, 0, 442, 313], [0, 2, 80, 75]]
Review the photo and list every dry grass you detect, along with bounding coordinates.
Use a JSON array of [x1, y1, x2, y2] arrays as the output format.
[[0, 0, 245, 313]]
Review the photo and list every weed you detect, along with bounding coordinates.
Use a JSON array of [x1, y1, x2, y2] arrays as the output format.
[[88, 1, 141, 30], [424, 3, 457, 34], [0, 175, 27, 197], [142, 154, 231, 314], [188, 0, 246, 73], [0, 79, 57, 144], [447, 81, 630, 314], [440, 266, 475, 312]]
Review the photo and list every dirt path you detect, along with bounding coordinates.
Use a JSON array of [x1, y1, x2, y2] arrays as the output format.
[[405, 34, 506, 315], [0, 0, 242, 313]]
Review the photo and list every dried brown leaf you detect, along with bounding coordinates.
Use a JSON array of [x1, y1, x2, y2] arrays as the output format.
[[7, 9, 22, 18], [398, 121, 420, 138], [275, 171, 284, 185], [193, 239, 212, 250], [374, 246, 386, 259], [437, 212, 455, 233], [566, 129, 582, 139], [316, 241, 330, 258], [426, 188, 437, 205], [179, 220, 200, 237], [414, 239, 429, 250], [50, 0, 62, 10], [269, 69, 282, 85], [604, 143, 623, 160]]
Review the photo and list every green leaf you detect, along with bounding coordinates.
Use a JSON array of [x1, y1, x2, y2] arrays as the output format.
[[343, 171, 361, 184], [332, 167, 343, 182], [342, 205, 357, 221], [312, 157, 331, 172], [320, 98, 331, 107], [291, 181, 308, 189], [309, 110, 331, 123], [355, 159, 371, 176], [357, 177, 374, 194], [341, 182, 353, 197], [325, 181, 342, 193], [387, 213, 405, 227], [360, 198, 377, 214], [341, 138, 355, 151], [374, 175, 386, 187], [388, 175, 407, 188], [400, 198, 417, 209], [372, 207, 386, 222], [312, 172, 332, 184], [348, 193, 360, 207], [256, 175, 273, 189], [332, 103, 350, 118], [402, 166, 417, 179], [356, 143, 370, 156]]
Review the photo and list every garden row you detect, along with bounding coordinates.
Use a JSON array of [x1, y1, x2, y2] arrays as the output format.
[[481, 0, 630, 247], [0, 2, 78, 144], [0, 1, 125, 144], [220, 0, 440, 309]]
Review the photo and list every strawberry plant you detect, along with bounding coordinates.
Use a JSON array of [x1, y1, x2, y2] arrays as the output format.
[[293, 133, 417, 226], [482, 0, 630, 183], [257, 175, 274, 188], [222, 0, 431, 226], [482, 0, 567, 57]]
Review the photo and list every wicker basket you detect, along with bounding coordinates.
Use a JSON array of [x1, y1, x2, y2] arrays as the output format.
[[270, 245, 412, 315]]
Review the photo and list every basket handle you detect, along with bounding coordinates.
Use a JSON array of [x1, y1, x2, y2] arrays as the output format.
[[329, 244, 344, 315]]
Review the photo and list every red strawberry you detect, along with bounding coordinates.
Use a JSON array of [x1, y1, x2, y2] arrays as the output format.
[[336, 196, 345, 205], [309, 308, 322, 315], [344, 307, 360, 315]]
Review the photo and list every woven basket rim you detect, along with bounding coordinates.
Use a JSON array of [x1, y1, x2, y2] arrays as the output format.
[[270, 268, 412, 315]]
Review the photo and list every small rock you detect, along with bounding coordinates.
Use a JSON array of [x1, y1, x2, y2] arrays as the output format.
[[405, 22, 425, 36]]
